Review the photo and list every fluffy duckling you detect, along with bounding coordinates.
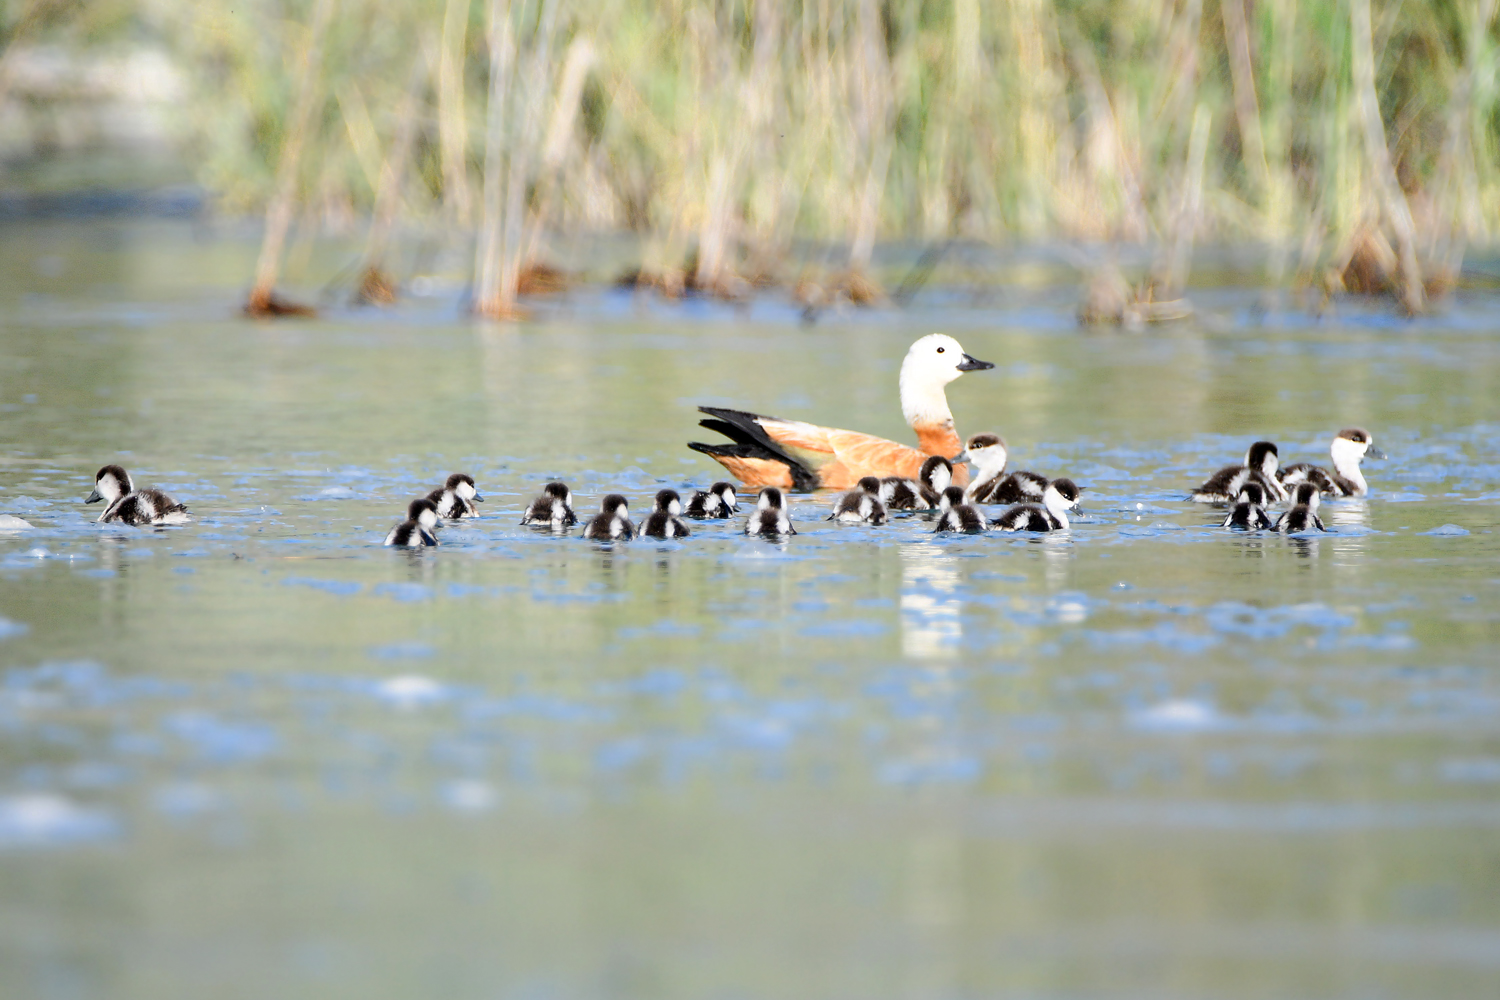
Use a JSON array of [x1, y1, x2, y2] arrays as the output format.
[[828, 476, 889, 525], [1274, 482, 1326, 534], [1221, 481, 1274, 530], [642, 489, 692, 539], [745, 486, 796, 537], [993, 478, 1082, 532], [385, 498, 439, 547], [879, 455, 952, 511], [582, 494, 635, 541], [1279, 428, 1386, 497], [426, 472, 484, 519], [932, 485, 987, 533], [953, 433, 1048, 505], [686, 481, 738, 518], [1190, 441, 1287, 503], [85, 465, 190, 526], [521, 481, 576, 528]]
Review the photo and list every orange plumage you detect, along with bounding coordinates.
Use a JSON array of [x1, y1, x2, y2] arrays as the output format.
[[689, 334, 993, 492]]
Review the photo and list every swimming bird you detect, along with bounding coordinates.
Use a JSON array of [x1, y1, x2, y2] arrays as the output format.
[[426, 472, 483, 519], [642, 489, 692, 539], [1190, 441, 1287, 503], [85, 465, 190, 526], [688, 333, 994, 491], [745, 487, 796, 537], [992, 478, 1083, 532], [686, 481, 738, 518], [1274, 483, 1326, 533], [520, 482, 576, 527], [953, 433, 1049, 505], [827, 477, 889, 524], [879, 455, 952, 511], [582, 494, 635, 541], [932, 485, 987, 533], [385, 498, 439, 547], [1221, 481, 1274, 530], [1278, 428, 1386, 497]]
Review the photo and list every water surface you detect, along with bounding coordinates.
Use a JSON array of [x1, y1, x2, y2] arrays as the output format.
[[1, 222, 1498, 999]]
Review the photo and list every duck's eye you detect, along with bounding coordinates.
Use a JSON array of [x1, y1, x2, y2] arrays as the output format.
[[936, 347, 945, 353]]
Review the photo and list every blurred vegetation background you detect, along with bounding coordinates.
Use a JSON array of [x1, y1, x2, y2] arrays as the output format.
[[2, 0, 1497, 314]]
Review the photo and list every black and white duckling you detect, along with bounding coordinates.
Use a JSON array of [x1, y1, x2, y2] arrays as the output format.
[[385, 498, 439, 547], [828, 477, 889, 525], [1189, 440, 1287, 503], [1274, 482, 1326, 534], [642, 489, 692, 539], [426, 472, 484, 519], [1278, 427, 1386, 497], [932, 485, 987, 533], [85, 465, 190, 526], [520, 481, 576, 527], [582, 494, 635, 541], [953, 433, 1048, 505], [879, 455, 953, 511], [745, 486, 796, 537], [686, 481, 738, 518], [993, 478, 1082, 532], [1221, 481, 1274, 530]]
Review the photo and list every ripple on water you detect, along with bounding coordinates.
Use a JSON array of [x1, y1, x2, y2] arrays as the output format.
[[1419, 524, 1470, 536], [0, 794, 121, 848], [283, 576, 363, 597], [1130, 698, 1225, 732], [369, 675, 449, 709]]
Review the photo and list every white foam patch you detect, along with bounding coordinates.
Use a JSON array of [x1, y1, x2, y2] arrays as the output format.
[[0, 515, 33, 531], [372, 674, 448, 708], [0, 794, 120, 848], [441, 780, 499, 813], [1130, 698, 1223, 732]]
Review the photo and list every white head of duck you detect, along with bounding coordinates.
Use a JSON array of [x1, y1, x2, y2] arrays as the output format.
[[899, 334, 995, 430]]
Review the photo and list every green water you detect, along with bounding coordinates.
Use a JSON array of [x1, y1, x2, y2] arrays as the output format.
[[0, 222, 1498, 999]]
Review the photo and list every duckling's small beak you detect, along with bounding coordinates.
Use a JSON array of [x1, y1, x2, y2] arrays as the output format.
[[84, 489, 103, 504], [950, 450, 971, 464], [474, 494, 485, 502], [1366, 445, 1388, 460], [957, 354, 994, 372]]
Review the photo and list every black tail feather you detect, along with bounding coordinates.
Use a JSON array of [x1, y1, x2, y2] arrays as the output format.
[[689, 407, 819, 492]]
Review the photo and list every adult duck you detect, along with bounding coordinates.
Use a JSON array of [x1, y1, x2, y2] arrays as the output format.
[[688, 334, 994, 492]]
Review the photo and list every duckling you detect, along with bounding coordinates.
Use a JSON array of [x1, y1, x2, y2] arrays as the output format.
[[953, 433, 1049, 505], [932, 485, 987, 533], [385, 498, 439, 547], [1190, 441, 1287, 503], [1279, 428, 1386, 497], [1274, 482, 1326, 533], [520, 481, 576, 527], [877, 476, 922, 511], [426, 472, 484, 519], [84, 465, 190, 526], [879, 455, 952, 511], [827, 476, 889, 525], [1221, 481, 1274, 530], [582, 494, 635, 541], [686, 480, 739, 518], [642, 489, 692, 539], [745, 486, 796, 537], [993, 478, 1082, 532]]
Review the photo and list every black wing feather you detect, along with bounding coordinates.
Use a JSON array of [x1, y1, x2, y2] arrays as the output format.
[[689, 406, 819, 493]]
